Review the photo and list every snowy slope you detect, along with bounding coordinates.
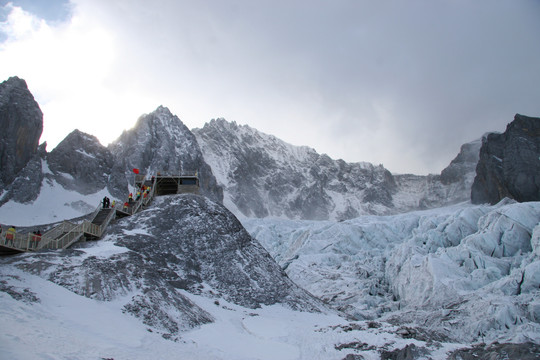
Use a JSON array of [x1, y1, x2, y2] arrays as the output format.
[[0, 159, 112, 226], [243, 200, 540, 344], [0, 265, 469, 360]]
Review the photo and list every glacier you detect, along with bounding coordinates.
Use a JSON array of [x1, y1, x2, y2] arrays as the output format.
[[243, 199, 540, 345]]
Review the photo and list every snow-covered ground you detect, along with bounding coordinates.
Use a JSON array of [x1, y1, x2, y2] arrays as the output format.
[[0, 179, 112, 227], [0, 262, 462, 360], [1, 196, 539, 358]]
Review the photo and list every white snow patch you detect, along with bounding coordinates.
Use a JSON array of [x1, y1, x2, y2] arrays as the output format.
[[0, 180, 115, 226]]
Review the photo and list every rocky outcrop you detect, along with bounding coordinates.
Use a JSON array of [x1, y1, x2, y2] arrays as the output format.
[[440, 138, 481, 185], [0, 143, 46, 205], [471, 114, 540, 204], [47, 130, 115, 195], [392, 138, 481, 211], [109, 106, 223, 203], [0, 76, 43, 190]]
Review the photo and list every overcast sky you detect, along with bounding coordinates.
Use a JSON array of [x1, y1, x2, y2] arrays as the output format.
[[1, 0, 539, 174]]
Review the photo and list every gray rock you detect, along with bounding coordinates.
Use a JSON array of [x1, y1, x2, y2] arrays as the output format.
[[5, 194, 324, 337], [471, 114, 540, 204], [47, 130, 114, 195], [380, 344, 429, 360], [0, 76, 43, 190], [440, 138, 481, 185], [194, 119, 397, 220], [0, 143, 46, 205], [448, 342, 540, 360], [109, 106, 223, 203]]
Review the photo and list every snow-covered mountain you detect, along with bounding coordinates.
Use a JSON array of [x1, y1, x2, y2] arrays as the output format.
[[2, 76, 540, 358], [0, 76, 480, 223], [108, 106, 222, 203], [4, 194, 539, 358], [194, 118, 479, 220], [2, 195, 324, 338], [0, 78, 223, 223]]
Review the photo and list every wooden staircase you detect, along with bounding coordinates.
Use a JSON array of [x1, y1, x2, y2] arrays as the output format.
[[0, 178, 157, 254], [0, 171, 199, 255]]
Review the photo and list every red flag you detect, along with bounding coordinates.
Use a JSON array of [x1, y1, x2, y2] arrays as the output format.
[[133, 168, 140, 174]]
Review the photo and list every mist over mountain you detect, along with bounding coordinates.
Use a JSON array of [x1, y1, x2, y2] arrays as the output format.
[[194, 118, 480, 220]]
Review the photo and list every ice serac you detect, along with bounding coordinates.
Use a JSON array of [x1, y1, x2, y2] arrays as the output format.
[[472, 114, 540, 204], [109, 106, 223, 203], [194, 118, 477, 220], [47, 130, 114, 195], [0, 76, 43, 191], [244, 200, 540, 344], [6, 194, 324, 338]]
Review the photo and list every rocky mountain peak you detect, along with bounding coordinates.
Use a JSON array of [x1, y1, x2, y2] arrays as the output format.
[[440, 138, 481, 185], [47, 129, 113, 195], [0, 76, 43, 189], [194, 118, 399, 220], [109, 106, 223, 203], [471, 113, 540, 204]]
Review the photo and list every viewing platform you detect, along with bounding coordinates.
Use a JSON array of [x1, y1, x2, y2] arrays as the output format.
[[0, 171, 199, 255]]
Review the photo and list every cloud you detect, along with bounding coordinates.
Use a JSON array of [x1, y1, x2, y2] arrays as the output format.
[[1, 0, 539, 174]]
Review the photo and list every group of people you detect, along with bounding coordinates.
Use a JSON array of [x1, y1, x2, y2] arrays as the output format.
[[1, 179, 155, 250], [1, 225, 17, 246], [123, 184, 152, 212], [1, 225, 41, 248]]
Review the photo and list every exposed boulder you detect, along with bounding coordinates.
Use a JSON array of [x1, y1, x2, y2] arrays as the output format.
[[0, 76, 43, 190], [471, 114, 540, 204]]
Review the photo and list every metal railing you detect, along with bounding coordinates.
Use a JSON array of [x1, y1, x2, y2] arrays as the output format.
[[1, 176, 159, 254]]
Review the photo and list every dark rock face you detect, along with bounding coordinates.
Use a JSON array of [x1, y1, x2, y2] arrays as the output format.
[[47, 130, 115, 195], [109, 106, 223, 203], [112, 194, 323, 311], [448, 342, 540, 360], [0, 77, 43, 190], [6, 194, 324, 338], [471, 114, 540, 204], [0, 143, 46, 205]]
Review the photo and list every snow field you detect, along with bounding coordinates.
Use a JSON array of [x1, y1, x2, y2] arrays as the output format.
[[1, 263, 462, 360]]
